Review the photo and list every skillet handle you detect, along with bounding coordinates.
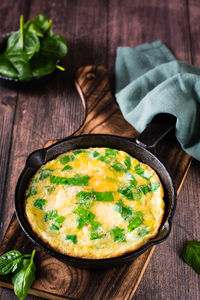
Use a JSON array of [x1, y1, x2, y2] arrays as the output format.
[[134, 114, 176, 150]]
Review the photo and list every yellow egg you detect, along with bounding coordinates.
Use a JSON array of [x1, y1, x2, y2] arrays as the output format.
[[24, 147, 164, 259]]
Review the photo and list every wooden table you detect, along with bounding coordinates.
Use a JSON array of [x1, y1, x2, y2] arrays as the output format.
[[0, 1, 199, 299]]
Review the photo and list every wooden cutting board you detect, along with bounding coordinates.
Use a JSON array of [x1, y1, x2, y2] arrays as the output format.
[[0, 66, 192, 300]]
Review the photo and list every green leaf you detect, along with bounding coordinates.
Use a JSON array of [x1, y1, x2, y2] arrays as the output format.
[[76, 191, 95, 208], [90, 220, 102, 232], [6, 31, 21, 51], [105, 176, 119, 183], [33, 198, 46, 210], [90, 233, 105, 240], [59, 155, 75, 165], [23, 31, 40, 59], [124, 155, 131, 170], [65, 234, 77, 244], [182, 240, 200, 274], [44, 185, 55, 194], [30, 14, 51, 33], [92, 150, 100, 157], [26, 22, 44, 37], [72, 149, 86, 156], [128, 215, 143, 231], [38, 168, 53, 180], [150, 181, 160, 191], [111, 162, 127, 173], [50, 216, 65, 231], [0, 250, 23, 275], [115, 200, 133, 221], [66, 175, 91, 186], [26, 186, 37, 199], [128, 173, 137, 188], [73, 207, 95, 228], [138, 184, 151, 195], [50, 175, 67, 185], [5, 47, 32, 81], [134, 164, 152, 180], [12, 250, 36, 300], [137, 226, 149, 238], [112, 227, 126, 243], [40, 36, 68, 59], [30, 52, 56, 77], [44, 210, 58, 222], [95, 191, 114, 202], [0, 54, 18, 78], [118, 186, 134, 200], [61, 165, 73, 171], [105, 148, 118, 157]]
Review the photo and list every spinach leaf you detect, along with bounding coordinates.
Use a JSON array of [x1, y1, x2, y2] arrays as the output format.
[[115, 200, 133, 221], [128, 215, 143, 231], [23, 31, 40, 59], [26, 22, 44, 38], [134, 164, 152, 180], [66, 175, 91, 186], [111, 162, 127, 173], [44, 185, 55, 194], [124, 155, 131, 170], [73, 207, 95, 228], [61, 165, 73, 171], [0, 250, 24, 275], [30, 14, 52, 33], [26, 186, 37, 199], [0, 55, 18, 78], [33, 198, 46, 210], [182, 240, 200, 274], [90, 233, 105, 240], [40, 36, 67, 59], [59, 155, 75, 165], [38, 168, 53, 180], [76, 191, 96, 208], [138, 181, 160, 195], [30, 53, 56, 77], [118, 186, 134, 200], [65, 234, 77, 244], [50, 216, 65, 231], [137, 226, 149, 238], [92, 150, 100, 157], [44, 209, 58, 222], [6, 31, 21, 51], [128, 173, 137, 188], [5, 47, 32, 81], [105, 148, 118, 157], [50, 175, 67, 185], [112, 227, 126, 243], [12, 250, 36, 300], [95, 191, 114, 202], [72, 149, 86, 156], [150, 181, 160, 191]]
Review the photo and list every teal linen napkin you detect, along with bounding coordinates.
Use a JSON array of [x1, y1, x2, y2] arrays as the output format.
[[115, 40, 200, 160]]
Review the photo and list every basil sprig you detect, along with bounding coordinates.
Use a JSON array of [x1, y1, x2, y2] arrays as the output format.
[[0, 14, 67, 81], [0, 249, 36, 300]]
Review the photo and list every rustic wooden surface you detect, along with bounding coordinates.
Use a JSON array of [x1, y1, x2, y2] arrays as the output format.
[[0, 1, 199, 299]]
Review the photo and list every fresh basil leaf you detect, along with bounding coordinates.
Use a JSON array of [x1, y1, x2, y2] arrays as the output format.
[[118, 186, 134, 200], [115, 200, 133, 221], [112, 227, 126, 242], [44, 209, 58, 222], [66, 175, 91, 186], [44, 185, 55, 194], [12, 250, 36, 300], [0, 250, 23, 275], [26, 186, 37, 199], [39, 168, 53, 180], [111, 162, 127, 173], [61, 165, 73, 171], [95, 191, 114, 202], [50, 175, 67, 185], [137, 226, 149, 238], [40, 36, 68, 59], [50, 216, 65, 231], [128, 216, 143, 231], [134, 164, 152, 180], [73, 207, 95, 228], [0, 54, 18, 78], [65, 234, 77, 244], [182, 240, 200, 274], [90, 233, 105, 240], [59, 155, 75, 165], [33, 198, 46, 210], [5, 47, 32, 81], [124, 155, 131, 170]]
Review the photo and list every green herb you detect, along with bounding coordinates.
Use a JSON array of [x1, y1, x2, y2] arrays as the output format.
[[92, 150, 100, 157], [61, 165, 73, 171], [26, 186, 37, 199], [95, 191, 114, 202], [0, 250, 30, 275], [76, 191, 96, 208], [111, 162, 127, 173], [30, 176, 37, 184], [128, 173, 137, 188], [50, 216, 65, 231], [115, 200, 133, 222], [90, 233, 105, 240], [33, 198, 46, 210], [59, 155, 75, 165], [38, 168, 53, 180], [72, 149, 86, 156], [137, 226, 149, 238], [73, 207, 95, 228], [98, 155, 111, 164], [118, 186, 134, 200], [44, 185, 55, 194], [44, 209, 58, 222], [65, 234, 77, 244], [181, 240, 200, 274], [105, 148, 118, 157], [124, 155, 131, 170], [134, 164, 152, 180], [12, 250, 36, 300], [66, 175, 90, 186], [138, 181, 160, 195], [105, 176, 119, 183], [50, 175, 67, 185], [0, 14, 67, 81], [128, 215, 143, 231], [90, 220, 102, 232], [112, 227, 126, 243], [150, 181, 160, 191]]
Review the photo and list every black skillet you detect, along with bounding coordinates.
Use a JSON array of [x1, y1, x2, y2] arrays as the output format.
[[15, 66, 177, 269]]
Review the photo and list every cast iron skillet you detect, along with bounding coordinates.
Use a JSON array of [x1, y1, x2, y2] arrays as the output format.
[[15, 110, 177, 268]]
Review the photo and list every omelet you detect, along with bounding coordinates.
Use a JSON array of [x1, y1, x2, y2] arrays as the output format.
[[24, 147, 165, 259]]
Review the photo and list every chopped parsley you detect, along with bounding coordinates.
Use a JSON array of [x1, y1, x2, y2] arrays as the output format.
[[33, 198, 46, 210], [65, 234, 77, 244]]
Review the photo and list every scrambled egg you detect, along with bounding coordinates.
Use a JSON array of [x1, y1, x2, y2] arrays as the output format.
[[24, 147, 164, 259]]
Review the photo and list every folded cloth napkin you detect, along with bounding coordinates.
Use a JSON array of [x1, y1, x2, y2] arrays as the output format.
[[115, 40, 200, 161]]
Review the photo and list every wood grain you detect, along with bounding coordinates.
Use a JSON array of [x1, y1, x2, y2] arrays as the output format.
[[0, 65, 192, 300]]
